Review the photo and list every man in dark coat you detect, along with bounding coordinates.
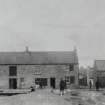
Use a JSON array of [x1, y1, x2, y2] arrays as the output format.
[[51, 81, 55, 93], [59, 79, 65, 96], [89, 80, 92, 90], [95, 80, 100, 91]]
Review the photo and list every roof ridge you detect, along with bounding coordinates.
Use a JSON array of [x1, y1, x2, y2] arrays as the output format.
[[0, 51, 74, 53], [0, 51, 78, 64]]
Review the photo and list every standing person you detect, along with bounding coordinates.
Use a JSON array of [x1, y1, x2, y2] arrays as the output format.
[[39, 81, 42, 89], [59, 78, 65, 96], [51, 82, 54, 93], [89, 80, 92, 90], [95, 80, 99, 91]]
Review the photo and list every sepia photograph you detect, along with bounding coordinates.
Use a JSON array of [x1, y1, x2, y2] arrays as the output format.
[[0, 0, 104, 105]]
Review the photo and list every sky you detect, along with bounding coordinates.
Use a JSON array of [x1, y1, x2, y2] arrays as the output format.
[[0, 0, 105, 67]]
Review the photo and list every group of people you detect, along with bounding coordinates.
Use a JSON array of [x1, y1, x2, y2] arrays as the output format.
[[51, 78, 66, 96], [30, 78, 100, 95], [59, 79, 100, 96], [89, 79, 100, 91], [59, 78, 101, 96]]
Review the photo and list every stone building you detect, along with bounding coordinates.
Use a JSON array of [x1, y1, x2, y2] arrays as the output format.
[[93, 60, 105, 88], [0, 49, 79, 89]]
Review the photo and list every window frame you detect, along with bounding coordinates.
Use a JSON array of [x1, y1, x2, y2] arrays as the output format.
[[9, 66, 17, 76]]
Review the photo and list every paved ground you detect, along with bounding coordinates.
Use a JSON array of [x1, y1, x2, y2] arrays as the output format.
[[63, 89, 105, 105], [0, 89, 105, 105]]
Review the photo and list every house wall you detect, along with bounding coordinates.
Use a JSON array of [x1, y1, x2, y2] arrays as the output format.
[[0, 65, 9, 89], [17, 65, 70, 88], [0, 64, 79, 89]]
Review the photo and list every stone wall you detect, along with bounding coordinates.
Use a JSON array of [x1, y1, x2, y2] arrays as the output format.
[[17, 64, 79, 88], [0, 64, 79, 89], [17, 65, 70, 88], [0, 65, 9, 89]]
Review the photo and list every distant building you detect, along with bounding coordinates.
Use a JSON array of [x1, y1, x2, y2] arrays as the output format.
[[94, 60, 105, 88], [79, 67, 87, 86], [0, 48, 79, 89], [87, 67, 94, 87]]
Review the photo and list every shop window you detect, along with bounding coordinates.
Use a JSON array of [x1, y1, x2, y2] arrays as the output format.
[[35, 78, 47, 86]]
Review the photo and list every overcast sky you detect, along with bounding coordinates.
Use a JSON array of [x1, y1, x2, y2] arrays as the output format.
[[0, 0, 105, 67]]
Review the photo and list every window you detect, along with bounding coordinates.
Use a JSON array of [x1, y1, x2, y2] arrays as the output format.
[[69, 65, 74, 71], [65, 76, 70, 83], [42, 78, 47, 86], [20, 78, 24, 83], [70, 76, 75, 84], [9, 66, 17, 76], [35, 78, 47, 86]]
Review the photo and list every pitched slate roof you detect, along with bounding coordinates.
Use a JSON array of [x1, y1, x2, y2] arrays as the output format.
[[0, 51, 78, 65], [94, 60, 105, 71]]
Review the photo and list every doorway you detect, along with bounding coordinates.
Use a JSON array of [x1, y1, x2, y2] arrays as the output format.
[[9, 78, 17, 89], [50, 78, 56, 89]]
